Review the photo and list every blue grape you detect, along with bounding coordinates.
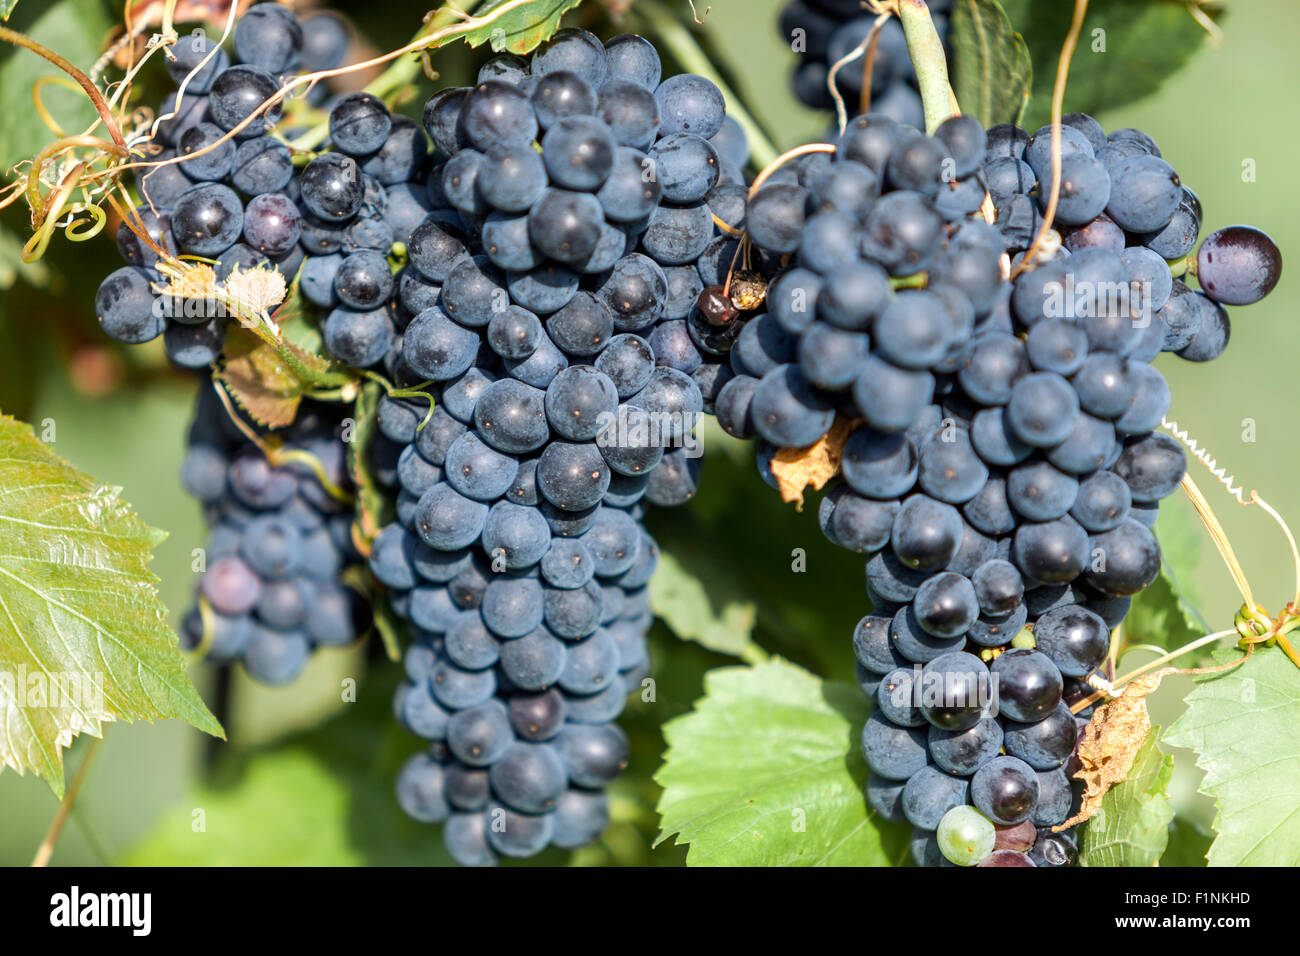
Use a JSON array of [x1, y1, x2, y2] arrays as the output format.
[[929, 717, 1003, 776], [243, 625, 309, 686], [208, 66, 282, 136], [329, 92, 392, 156], [95, 266, 164, 344], [300, 152, 363, 222], [415, 482, 490, 551], [1196, 225, 1282, 306], [640, 199, 714, 266], [1105, 155, 1182, 232], [902, 765, 970, 830], [460, 81, 538, 151], [178, 122, 235, 181], [1003, 702, 1077, 770], [971, 755, 1039, 825], [323, 305, 394, 368], [654, 73, 725, 139], [604, 34, 661, 89], [446, 700, 513, 767], [861, 712, 928, 780], [233, 2, 301, 72]]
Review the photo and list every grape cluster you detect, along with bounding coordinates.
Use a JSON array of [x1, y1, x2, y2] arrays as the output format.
[[777, 0, 951, 126], [96, 5, 352, 363], [316, 28, 748, 865], [179, 383, 367, 684], [723, 110, 1280, 866]]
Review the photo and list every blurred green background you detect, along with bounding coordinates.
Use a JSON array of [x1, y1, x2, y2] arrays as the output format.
[[0, 0, 1294, 865]]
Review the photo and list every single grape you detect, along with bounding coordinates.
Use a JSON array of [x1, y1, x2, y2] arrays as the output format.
[[936, 805, 996, 867]]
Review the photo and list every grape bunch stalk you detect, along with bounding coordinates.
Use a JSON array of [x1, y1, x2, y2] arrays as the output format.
[[721, 104, 1280, 866]]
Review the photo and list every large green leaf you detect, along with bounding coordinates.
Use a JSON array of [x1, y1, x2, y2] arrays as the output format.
[[1164, 645, 1300, 865], [999, 0, 1218, 128], [649, 549, 762, 663], [655, 657, 908, 866], [1080, 729, 1174, 867], [0, 414, 222, 798], [0, 0, 114, 171], [442, 0, 584, 55], [949, 0, 1032, 127]]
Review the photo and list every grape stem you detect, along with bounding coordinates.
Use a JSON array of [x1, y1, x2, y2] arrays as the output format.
[[1168, 252, 1197, 278], [1010, 0, 1090, 278], [747, 143, 836, 197], [896, 0, 954, 134], [1069, 629, 1246, 714], [31, 737, 103, 867], [827, 9, 893, 136], [632, 0, 780, 169]]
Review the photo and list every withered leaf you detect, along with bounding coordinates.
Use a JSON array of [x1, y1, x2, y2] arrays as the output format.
[[217, 326, 332, 429], [1057, 668, 1176, 831], [769, 415, 856, 511]]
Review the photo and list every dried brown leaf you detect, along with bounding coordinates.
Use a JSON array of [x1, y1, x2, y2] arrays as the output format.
[[1056, 667, 1176, 831], [217, 326, 328, 429], [769, 415, 856, 510]]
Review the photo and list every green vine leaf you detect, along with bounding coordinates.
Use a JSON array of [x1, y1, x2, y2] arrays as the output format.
[[1079, 728, 1174, 867], [0, 414, 223, 798], [949, 0, 1032, 127], [1164, 645, 1300, 865], [442, 0, 584, 55], [998, 0, 1220, 128], [0, 2, 19, 22], [655, 658, 908, 866], [649, 549, 763, 663], [348, 380, 392, 546]]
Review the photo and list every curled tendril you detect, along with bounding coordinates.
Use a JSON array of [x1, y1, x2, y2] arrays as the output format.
[[360, 370, 438, 431], [63, 203, 107, 241]]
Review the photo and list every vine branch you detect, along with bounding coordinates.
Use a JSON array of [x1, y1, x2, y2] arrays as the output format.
[[32, 736, 103, 867]]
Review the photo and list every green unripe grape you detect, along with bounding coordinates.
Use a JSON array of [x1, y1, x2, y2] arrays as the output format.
[[937, 805, 996, 866], [1011, 628, 1036, 649]]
